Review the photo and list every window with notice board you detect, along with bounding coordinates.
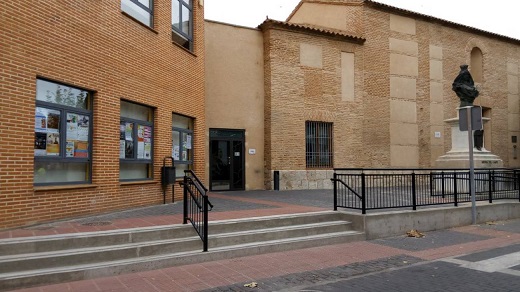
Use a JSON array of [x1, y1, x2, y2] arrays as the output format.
[[34, 79, 93, 185], [172, 113, 194, 177], [120, 100, 154, 181]]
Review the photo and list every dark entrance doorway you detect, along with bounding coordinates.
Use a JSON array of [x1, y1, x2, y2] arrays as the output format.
[[209, 129, 245, 191]]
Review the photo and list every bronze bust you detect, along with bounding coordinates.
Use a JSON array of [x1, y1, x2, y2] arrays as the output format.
[[452, 64, 479, 107]]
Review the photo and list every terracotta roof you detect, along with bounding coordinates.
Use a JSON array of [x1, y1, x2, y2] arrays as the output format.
[[258, 19, 366, 44]]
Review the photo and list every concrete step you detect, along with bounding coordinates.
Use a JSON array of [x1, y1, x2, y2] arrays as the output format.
[[209, 220, 352, 248], [0, 224, 197, 256], [0, 211, 343, 256], [0, 211, 365, 291], [0, 220, 349, 273]]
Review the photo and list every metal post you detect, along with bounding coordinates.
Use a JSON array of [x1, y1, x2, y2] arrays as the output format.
[[429, 171, 433, 197], [488, 170, 493, 203], [517, 171, 520, 202], [361, 173, 366, 214], [441, 171, 445, 198], [203, 195, 208, 252], [454, 172, 458, 207], [274, 170, 279, 191], [183, 175, 188, 225], [333, 173, 338, 211], [412, 172, 417, 210], [466, 106, 477, 225]]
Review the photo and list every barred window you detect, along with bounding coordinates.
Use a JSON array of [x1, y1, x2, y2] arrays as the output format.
[[305, 121, 333, 168]]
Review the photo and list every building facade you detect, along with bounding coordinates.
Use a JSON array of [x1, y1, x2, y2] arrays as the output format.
[[205, 0, 520, 191], [0, 0, 206, 229]]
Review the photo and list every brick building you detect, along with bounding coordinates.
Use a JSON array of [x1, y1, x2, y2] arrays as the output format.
[[205, 0, 520, 191], [0, 0, 206, 229]]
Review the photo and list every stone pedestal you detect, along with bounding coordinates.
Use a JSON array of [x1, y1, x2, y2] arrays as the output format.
[[435, 116, 503, 169]]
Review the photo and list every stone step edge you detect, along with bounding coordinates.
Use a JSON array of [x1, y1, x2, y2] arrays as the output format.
[[0, 221, 351, 262], [0, 230, 364, 280], [0, 211, 342, 244]]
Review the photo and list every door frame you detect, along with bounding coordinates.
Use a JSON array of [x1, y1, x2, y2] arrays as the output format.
[[209, 128, 245, 191]]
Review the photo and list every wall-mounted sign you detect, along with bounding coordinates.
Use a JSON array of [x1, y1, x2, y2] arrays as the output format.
[[248, 148, 256, 155], [434, 132, 441, 138], [234, 152, 240, 157]]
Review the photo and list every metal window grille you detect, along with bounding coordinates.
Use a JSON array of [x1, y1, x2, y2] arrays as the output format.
[[306, 121, 333, 168]]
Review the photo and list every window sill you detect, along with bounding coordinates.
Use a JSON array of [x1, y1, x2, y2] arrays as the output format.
[[171, 40, 197, 57], [120, 180, 158, 186], [121, 11, 158, 34], [34, 184, 98, 192]]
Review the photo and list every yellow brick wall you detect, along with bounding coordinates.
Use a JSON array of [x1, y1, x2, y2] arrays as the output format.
[[262, 2, 520, 187], [0, 0, 206, 228]]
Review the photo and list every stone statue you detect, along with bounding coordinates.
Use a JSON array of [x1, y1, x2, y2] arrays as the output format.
[[452, 64, 479, 107]]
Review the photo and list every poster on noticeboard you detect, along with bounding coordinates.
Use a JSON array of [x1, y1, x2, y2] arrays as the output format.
[[35, 107, 61, 156]]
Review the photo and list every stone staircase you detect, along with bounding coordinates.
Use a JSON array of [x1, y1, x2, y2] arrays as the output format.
[[0, 211, 364, 291]]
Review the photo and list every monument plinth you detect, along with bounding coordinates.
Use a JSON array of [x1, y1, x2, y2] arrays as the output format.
[[435, 115, 503, 168]]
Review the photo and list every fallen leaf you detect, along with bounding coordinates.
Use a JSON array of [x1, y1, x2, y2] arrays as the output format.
[[244, 282, 258, 288], [406, 229, 425, 238]]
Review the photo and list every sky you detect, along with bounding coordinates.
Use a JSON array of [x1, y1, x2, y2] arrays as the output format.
[[204, 0, 520, 40]]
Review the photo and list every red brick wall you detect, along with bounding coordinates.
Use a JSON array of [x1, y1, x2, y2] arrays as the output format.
[[0, 0, 206, 228]]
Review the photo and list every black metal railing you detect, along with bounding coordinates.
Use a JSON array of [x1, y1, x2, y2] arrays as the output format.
[[182, 170, 213, 251], [332, 168, 520, 214]]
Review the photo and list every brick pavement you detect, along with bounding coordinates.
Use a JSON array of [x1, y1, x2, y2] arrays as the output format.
[[8, 218, 520, 292], [0, 190, 331, 239]]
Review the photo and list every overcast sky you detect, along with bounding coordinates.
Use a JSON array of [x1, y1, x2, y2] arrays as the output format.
[[205, 0, 520, 40]]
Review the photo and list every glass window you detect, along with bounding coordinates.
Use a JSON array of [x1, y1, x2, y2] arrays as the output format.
[[172, 0, 193, 50], [34, 79, 92, 185], [120, 101, 154, 181], [305, 121, 333, 168], [172, 113, 194, 177], [122, 0, 153, 27]]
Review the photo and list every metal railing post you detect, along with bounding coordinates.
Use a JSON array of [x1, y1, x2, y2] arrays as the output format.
[[453, 172, 458, 207], [441, 171, 445, 198], [361, 173, 366, 214], [429, 171, 433, 197], [517, 170, 520, 202], [203, 195, 208, 252], [412, 172, 417, 210], [183, 175, 188, 225], [488, 170, 493, 203], [333, 172, 338, 211]]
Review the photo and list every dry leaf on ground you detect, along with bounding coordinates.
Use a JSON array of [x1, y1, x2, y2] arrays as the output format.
[[406, 229, 425, 238], [244, 282, 258, 288]]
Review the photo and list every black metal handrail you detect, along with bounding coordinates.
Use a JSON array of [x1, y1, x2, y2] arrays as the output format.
[[182, 170, 213, 252], [332, 168, 520, 214]]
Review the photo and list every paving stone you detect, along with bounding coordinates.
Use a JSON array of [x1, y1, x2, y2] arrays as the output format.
[[306, 261, 520, 292], [200, 255, 423, 292], [457, 243, 520, 262], [479, 219, 520, 233], [372, 230, 491, 251]]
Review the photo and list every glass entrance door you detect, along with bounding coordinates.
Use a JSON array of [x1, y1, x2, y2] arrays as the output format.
[[209, 129, 245, 191]]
